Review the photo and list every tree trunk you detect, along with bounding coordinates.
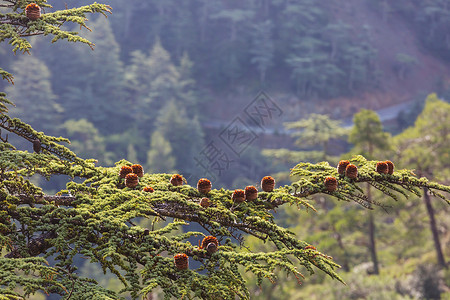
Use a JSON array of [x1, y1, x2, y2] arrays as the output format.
[[367, 183, 379, 274], [333, 227, 350, 272], [368, 211, 379, 274], [423, 187, 447, 269]]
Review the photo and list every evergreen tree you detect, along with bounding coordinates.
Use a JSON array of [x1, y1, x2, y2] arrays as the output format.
[[340, 41, 378, 92], [348, 109, 391, 275], [60, 118, 113, 165], [414, 1, 450, 62], [177, 52, 201, 117], [124, 40, 202, 162], [263, 114, 348, 170], [146, 130, 176, 173], [348, 109, 391, 158], [155, 100, 204, 177], [393, 93, 450, 269], [125, 39, 189, 130], [62, 16, 127, 134], [249, 20, 274, 84], [286, 114, 348, 161], [207, 8, 253, 87], [6, 55, 61, 134]]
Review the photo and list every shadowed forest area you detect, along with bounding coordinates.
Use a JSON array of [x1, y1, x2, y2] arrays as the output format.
[[0, 1, 449, 299]]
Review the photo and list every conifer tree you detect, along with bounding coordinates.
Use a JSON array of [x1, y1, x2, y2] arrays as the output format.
[[154, 100, 204, 177], [1, 2, 450, 300], [5, 54, 61, 134], [393, 94, 450, 269], [348, 109, 391, 275], [146, 131, 176, 174], [348, 109, 391, 158], [61, 16, 127, 134], [250, 20, 274, 84], [125, 40, 198, 132], [263, 114, 348, 175], [60, 118, 113, 165]]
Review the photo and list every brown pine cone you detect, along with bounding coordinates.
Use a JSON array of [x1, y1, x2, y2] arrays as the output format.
[[170, 174, 184, 186], [261, 176, 275, 192], [174, 253, 189, 270], [143, 186, 154, 193], [232, 189, 245, 204], [197, 178, 212, 194], [131, 164, 144, 177], [376, 161, 388, 174], [345, 164, 358, 179], [26, 3, 41, 21], [200, 236, 219, 254], [119, 165, 133, 178], [337, 160, 350, 175], [385, 160, 394, 175], [200, 197, 210, 208], [244, 186, 258, 201], [125, 173, 139, 188], [324, 176, 338, 192]]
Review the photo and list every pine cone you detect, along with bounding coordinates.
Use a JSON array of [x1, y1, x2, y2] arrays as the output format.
[[197, 178, 212, 194], [125, 173, 139, 188], [200, 236, 219, 254], [376, 162, 388, 174], [170, 174, 184, 186], [32, 139, 41, 153], [119, 165, 133, 178], [206, 242, 217, 254], [261, 176, 275, 192], [143, 186, 154, 193], [244, 186, 258, 201], [174, 253, 188, 270], [324, 176, 338, 192], [200, 197, 210, 208], [337, 160, 350, 175], [232, 189, 245, 204], [25, 3, 41, 20], [131, 164, 144, 177], [304, 245, 317, 250], [385, 160, 394, 175], [345, 164, 358, 179]]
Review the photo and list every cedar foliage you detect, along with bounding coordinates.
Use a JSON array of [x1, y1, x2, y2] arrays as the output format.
[[0, 2, 449, 299]]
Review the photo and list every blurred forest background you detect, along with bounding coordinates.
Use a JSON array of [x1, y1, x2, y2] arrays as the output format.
[[1, 0, 449, 299]]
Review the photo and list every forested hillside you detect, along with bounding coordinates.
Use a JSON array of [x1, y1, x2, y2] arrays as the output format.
[[58, 0, 450, 102]]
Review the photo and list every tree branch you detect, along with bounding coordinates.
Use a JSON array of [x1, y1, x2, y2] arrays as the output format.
[[5, 231, 57, 258], [8, 170, 449, 261], [15, 194, 77, 206]]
